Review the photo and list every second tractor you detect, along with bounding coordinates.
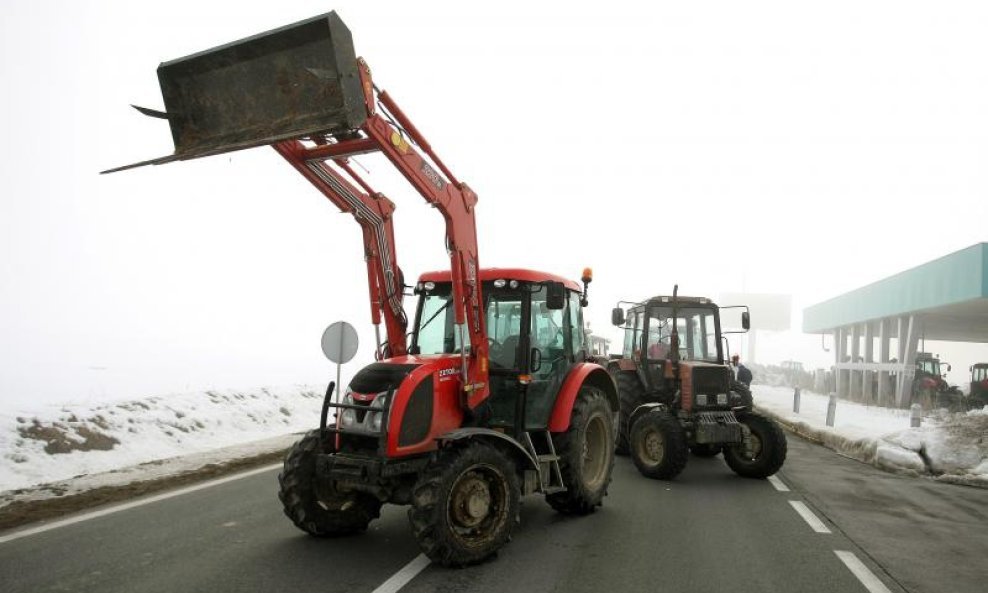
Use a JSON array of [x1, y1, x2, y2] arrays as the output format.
[[609, 288, 787, 480]]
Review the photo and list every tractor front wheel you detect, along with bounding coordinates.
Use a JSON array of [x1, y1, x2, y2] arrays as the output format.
[[723, 412, 787, 478], [732, 381, 754, 408], [547, 386, 615, 515], [408, 442, 520, 567], [629, 409, 688, 480], [615, 370, 646, 455], [278, 429, 382, 536]]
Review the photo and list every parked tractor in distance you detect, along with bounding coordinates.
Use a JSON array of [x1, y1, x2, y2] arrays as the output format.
[[912, 352, 964, 410], [104, 12, 617, 567], [969, 363, 988, 409], [609, 287, 786, 480]]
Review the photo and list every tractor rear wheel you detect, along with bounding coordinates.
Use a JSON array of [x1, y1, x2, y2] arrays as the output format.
[[408, 441, 520, 567], [615, 371, 646, 456], [278, 429, 382, 536], [724, 412, 787, 478], [629, 409, 688, 480], [547, 386, 615, 515]]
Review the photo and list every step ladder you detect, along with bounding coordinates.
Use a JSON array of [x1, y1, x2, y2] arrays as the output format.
[[523, 431, 566, 495]]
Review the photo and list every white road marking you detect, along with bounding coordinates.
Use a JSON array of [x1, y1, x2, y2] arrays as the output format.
[[768, 475, 790, 492], [789, 500, 832, 533], [835, 550, 893, 593], [371, 554, 431, 593], [0, 463, 282, 545]]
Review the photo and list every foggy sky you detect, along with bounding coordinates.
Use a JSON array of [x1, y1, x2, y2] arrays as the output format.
[[1, 0, 986, 407]]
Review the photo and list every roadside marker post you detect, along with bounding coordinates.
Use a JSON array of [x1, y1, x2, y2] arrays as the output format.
[[910, 403, 922, 428], [826, 393, 837, 427], [793, 387, 801, 413]]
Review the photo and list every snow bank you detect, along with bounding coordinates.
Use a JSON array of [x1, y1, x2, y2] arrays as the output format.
[[753, 384, 988, 487], [0, 385, 325, 493]]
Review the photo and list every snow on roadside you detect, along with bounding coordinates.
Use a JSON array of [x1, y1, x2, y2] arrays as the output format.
[[752, 384, 988, 487], [0, 385, 325, 494]]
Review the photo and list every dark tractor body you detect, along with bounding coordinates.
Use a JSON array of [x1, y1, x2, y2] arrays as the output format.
[[609, 289, 786, 480]]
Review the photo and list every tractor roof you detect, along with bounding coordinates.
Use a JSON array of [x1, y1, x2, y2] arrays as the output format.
[[632, 295, 717, 308], [418, 268, 582, 292]]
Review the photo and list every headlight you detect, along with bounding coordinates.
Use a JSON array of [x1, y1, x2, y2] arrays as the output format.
[[717, 393, 728, 406], [340, 392, 357, 427], [368, 392, 387, 432], [696, 394, 708, 406]]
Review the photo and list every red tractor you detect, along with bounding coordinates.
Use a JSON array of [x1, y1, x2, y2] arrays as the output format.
[[105, 12, 616, 566]]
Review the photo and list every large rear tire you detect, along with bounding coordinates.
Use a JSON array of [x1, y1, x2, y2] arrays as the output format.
[[408, 442, 520, 567], [546, 386, 615, 515], [723, 412, 787, 478], [614, 370, 647, 456], [278, 429, 382, 536], [629, 409, 688, 480]]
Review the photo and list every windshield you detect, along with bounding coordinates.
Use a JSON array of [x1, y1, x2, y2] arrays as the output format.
[[919, 359, 940, 376], [412, 281, 521, 357], [411, 281, 583, 371], [646, 305, 720, 363]]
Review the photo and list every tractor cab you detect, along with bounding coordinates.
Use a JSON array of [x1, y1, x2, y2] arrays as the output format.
[[612, 296, 750, 412], [411, 268, 588, 431], [916, 353, 947, 384], [615, 297, 725, 396]]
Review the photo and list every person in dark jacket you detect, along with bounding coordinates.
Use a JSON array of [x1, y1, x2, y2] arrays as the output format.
[[734, 355, 753, 387]]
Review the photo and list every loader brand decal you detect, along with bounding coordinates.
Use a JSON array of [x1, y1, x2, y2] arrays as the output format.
[[420, 161, 446, 191], [467, 261, 481, 333], [390, 130, 410, 154], [438, 367, 459, 382]]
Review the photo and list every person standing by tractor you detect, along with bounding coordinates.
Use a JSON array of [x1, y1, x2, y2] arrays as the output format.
[[733, 354, 753, 387]]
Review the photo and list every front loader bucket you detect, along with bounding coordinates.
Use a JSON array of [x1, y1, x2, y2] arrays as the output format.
[[104, 11, 366, 173]]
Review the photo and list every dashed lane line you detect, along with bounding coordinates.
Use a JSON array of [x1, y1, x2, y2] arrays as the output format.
[[370, 554, 431, 593], [0, 463, 282, 545], [834, 551, 893, 593], [789, 500, 832, 534], [768, 475, 790, 491]]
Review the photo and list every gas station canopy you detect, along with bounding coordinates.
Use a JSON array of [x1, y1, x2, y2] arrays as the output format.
[[804, 243, 988, 343]]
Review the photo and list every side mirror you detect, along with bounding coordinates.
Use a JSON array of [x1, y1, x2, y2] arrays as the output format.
[[741, 311, 750, 331], [946, 364, 952, 372], [611, 307, 625, 326], [546, 282, 566, 310]]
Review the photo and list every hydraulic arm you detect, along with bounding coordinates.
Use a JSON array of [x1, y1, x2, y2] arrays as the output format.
[[102, 13, 490, 409], [273, 60, 491, 406]]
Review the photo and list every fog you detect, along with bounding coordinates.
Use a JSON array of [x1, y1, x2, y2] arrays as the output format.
[[1, 0, 986, 407]]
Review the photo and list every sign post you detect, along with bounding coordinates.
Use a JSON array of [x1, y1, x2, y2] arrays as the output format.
[[321, 321, 359, 406]]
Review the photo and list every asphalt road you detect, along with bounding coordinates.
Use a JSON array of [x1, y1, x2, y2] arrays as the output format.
[[1, 435, 984, 593]]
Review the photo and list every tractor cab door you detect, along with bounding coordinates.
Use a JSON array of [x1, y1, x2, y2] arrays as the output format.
[[486, 284, 583, 431], [525, 287, 583, 428], [642, 308, 682, 392]]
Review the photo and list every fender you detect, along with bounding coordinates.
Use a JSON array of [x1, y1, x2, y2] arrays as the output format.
[[628, 402, 667, 432], [438, 427, 538, 472], [547, 363, 618, 432]]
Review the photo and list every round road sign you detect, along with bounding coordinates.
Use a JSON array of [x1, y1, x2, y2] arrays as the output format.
[[321, 321, 359, 363]]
